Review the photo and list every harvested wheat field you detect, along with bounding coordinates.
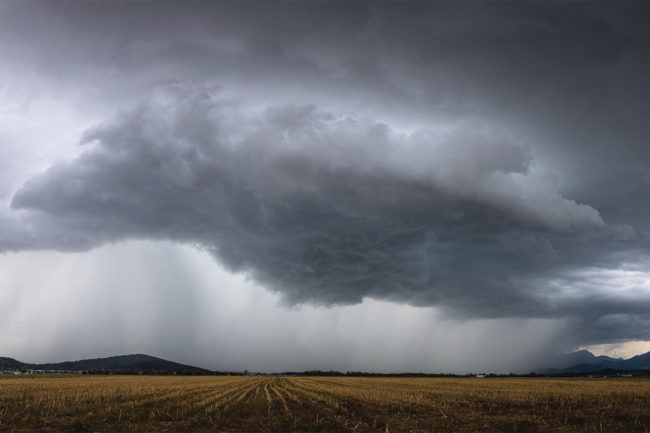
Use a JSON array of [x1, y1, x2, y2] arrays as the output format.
[[1, 375, 649, 432]]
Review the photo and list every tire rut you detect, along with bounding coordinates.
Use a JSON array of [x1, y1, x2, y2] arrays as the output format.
[[269, 380, 291, 416]]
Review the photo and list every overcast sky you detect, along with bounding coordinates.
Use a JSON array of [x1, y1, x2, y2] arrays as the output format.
[[1, 1, 650, 373]]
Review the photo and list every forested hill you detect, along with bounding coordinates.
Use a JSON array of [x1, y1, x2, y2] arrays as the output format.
[[0, 354, 209, 373]]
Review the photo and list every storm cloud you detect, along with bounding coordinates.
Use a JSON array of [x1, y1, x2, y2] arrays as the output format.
[[2, 1, 650, 358], [5, 83, 645, 325]]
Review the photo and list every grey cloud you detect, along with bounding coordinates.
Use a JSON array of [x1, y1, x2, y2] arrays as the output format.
[[7, 84, 638, 328], [0, 3, 637, 117]]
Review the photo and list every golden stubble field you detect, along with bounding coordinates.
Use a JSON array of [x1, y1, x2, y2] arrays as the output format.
[[0, 375, 649, 432]]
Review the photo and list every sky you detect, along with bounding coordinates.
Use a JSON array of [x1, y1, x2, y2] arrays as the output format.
[[1, 1, 650, 373]]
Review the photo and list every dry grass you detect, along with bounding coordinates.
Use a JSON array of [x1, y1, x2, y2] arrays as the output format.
[[0, 375, 649, 432]]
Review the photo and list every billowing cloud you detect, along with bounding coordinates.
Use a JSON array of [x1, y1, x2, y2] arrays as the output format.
[[5, 83, 644, 328]]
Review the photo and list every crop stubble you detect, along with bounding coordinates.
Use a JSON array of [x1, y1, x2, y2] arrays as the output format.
[[0, 375, 649, 432]]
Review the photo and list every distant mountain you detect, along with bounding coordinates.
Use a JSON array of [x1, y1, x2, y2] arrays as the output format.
[[551, 350, 622, 369], [0, 354, 209, 373], [620, 351, 650, 370], [539, 350, 650, 374]]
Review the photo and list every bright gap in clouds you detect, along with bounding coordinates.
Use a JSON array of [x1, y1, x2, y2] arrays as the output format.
[[0, 240, 571, 373], [582, 341, 650, 360]]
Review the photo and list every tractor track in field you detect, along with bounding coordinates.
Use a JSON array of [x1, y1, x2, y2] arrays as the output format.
[[190, 379, 254, 409], [283, 377, 349, 411], [281, 377, 383, 431], [263, 380, 273, 416], [269, 381, 291, 415], [230, 379, 261, 407], [193, 378, 265, 415], [123, 379, 258, 423]]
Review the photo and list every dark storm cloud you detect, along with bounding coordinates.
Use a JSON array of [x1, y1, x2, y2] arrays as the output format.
[[3, 2, 650, 344], [6, 84, 641, 322]]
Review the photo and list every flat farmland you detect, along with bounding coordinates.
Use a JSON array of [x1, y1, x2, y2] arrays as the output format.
[[1, 375, 649, 432]]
